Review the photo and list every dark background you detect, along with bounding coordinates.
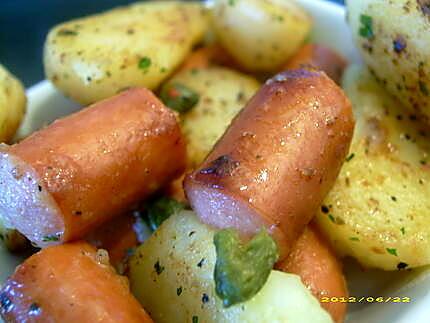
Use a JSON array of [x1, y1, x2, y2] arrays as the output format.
[[0, 0, 344, 87]]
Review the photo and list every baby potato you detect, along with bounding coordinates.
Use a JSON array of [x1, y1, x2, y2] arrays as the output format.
[[0, 64, 26, 143], [211, 0, 312, 72], [161, 67, 260, 168], [44, 1, 209, 105], [129, 211, 332, 323], [315, 65, 430, 270], [347, 0, 430, 122]]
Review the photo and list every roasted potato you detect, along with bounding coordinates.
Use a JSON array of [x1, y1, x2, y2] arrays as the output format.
[[315, 65, 430, 270], [0, 64, 26, 143], [161, 67, 260, 167], [211, 0, 312, 72], [44, 1, 209, 105], [129, 211, 332, 323], [347, 0, 430, 122]]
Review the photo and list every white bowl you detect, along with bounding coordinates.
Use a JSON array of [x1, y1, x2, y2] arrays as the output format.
[[2, 1, 430, 322]]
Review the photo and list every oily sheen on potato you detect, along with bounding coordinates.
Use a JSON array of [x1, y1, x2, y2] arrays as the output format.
[[129, 211, 332, 323], [315, 65, 430, 270], [164, 67, 260, 167], [0, 64, 26, 143], [44, 1, 209, 105], [347, 0, 430, 123]]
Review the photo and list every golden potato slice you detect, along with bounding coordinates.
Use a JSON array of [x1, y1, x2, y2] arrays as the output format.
[[316, 65, 430, 270], [44, 1, 209, 105]]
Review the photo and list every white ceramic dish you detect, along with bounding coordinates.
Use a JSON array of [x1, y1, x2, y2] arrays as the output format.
[[1, 1, 430, 322]]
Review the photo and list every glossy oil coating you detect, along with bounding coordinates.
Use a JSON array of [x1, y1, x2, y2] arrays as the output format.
[[0, 242, 153, 323], [184, 69, 354, 259], [277, 223, 348, 323], [0, 88, 186, 247]]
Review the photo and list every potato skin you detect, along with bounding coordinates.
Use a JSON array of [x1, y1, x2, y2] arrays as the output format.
[[44, 1, 209, 105], [163, 67, 260, 168], [316, 65, 430, 270], [211, 0, 312, 72], [347, 0, 430, 122], [128, 211, 332, 323], [0, 64, 26, 143], [185, 69, 354, 260]]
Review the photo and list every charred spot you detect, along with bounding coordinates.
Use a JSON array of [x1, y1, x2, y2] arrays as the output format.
[[73, 210, 82, 216], [418, 0, 430, 17], [393, 36, 407, 54], [199, 155, 239, 177]]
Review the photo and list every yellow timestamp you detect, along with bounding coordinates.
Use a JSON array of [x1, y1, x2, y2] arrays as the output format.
[[321, 296, 411, 303]]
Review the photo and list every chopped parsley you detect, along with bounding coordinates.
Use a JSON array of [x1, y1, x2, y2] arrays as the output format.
[[177, 286, 183, 296], [138, 57, 152, 70], [346, 153, 355, 162], [328, 214, 336, 223], [349, 237, 360, 242], [192, 315, 199, 323], [386, 248, 398, 256], [154, 260, 165, 275], [42, 234, 60, 242], [419, 81, 429, 96], [400, 227, 406, 235], [143, 196, 186, 231], [359, 14, 374, 40], [160, 82, 200, 113]]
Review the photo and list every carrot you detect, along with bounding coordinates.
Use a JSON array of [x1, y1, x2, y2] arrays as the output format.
[[0, 88, 186, 247], [277, 223, 348, 323], [283, 44, 348, 84], [184, 69, 354, 260], [0, 242, 152, 322]]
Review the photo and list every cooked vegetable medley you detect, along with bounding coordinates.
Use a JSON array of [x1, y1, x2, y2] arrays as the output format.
[[0, 0, 428, 322]]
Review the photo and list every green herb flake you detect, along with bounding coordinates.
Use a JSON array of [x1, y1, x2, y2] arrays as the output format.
[[143, 197, 186, 231], [42, 234, 60, 242], [346, 153, 355, 162], [228, 0, 237, 6], [328, 214, 335, 223], [359, 14, 374, 40], [192, 315, 199, 323], [154, 260, 165, 275], [160, 83, 200, 114], [177, 286, 183, 296], [214, 229, 278, 307], [138, 57, 152, 70], [386, 248, 398, 256], [400, 227, 406, 235], [419, 81, 429, 96], [349, 237, 360, 241], [160, 67, 167, 73], [57, 29, 78, 36]]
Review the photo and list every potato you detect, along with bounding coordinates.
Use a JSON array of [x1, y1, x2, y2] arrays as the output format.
[[346, 0, 430, 122], [315, 65, 430, 270], [210, 0, 312, 72], [0, 64, 26, 143], [162, 67, 260, 167], [129, 211, 332, 323], [44, 1, 209, 105]]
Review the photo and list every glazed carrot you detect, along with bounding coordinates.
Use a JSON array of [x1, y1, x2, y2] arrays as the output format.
[[283, 44, 348, 84], [86, 213, 139, 267], [177, 44, 238, 73], [277, 223, 348, 323], [184, 69, 354, 260], [0, 242, 153, 323], [0, 88, 186, 247]]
